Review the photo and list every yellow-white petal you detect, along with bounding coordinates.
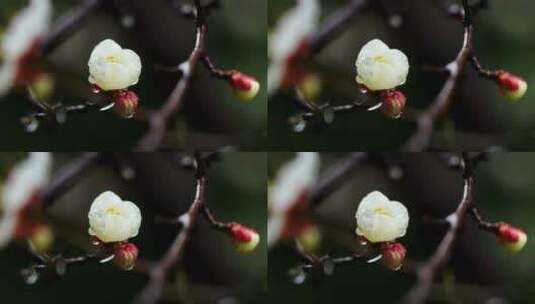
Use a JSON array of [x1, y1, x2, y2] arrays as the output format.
[[355, 191, 409, 243]]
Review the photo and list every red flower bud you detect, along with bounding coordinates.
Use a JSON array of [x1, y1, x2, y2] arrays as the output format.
[[496, 222, 527, 253], [113, 90, 139, 119], [380, 242, 406, 271], [228, 222, 260, 253], [496, 71, 527, 102], [113, 242, 139, 271], [380, 90, 406, 119], [229, 72, 260, 102]]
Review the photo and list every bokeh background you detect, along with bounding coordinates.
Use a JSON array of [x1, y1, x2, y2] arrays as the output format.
[[0, 152, 267, 304], [267, 152, 534, 303], [0, 0, 266, 150], [268, 0, 535, 150]]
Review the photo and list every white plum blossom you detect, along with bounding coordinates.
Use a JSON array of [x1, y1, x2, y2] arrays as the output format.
[[355, 39, 409, 91], [268, 152, 320, 247], [355, 191, 409, 243], [0, 152, 52, 247], [88, 191, 141, 243], [268, 0, 320, 94], [88, 39, 142, 91], [0, 0, 52, 96]]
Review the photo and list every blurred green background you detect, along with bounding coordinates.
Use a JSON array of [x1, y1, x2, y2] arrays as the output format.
[[267, 152, 534, 303], [0, 0, 266, 150], [268, 0, 535, 150], [0, 152, 267, 304]]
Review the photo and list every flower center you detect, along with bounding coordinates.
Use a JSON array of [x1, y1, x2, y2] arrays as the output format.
[[105, 54, 121, 64], [105, 206, 122, 216], [373, 207, 391, 217], [373, 55, 389, 64]]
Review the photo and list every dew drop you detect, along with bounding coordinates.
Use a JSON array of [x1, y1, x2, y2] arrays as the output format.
[[24, 118, 40, 133], [367, 102, 383, 112], [292, 119, 307, 133], [91, 84, 101, 94], [99, 254, 115, 263], [21, 268, 39, 285], [366, 254, 383, 264], [99, 102, 115, 111]]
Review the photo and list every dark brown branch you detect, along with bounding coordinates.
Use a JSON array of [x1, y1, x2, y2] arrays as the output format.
[[404, 0, 474, 151], [22, 101, 108, 132], [310, 0, 370, 55], [42, 152, 102, 209], [470, 207, 500, 233], [310, 152, 368, 208], [469, 55, 501, 80], [136, 0, 208, 151], [201, 55, 234, 80], [403, 153, 475, 304], [134, 155, 208, 304], [41, 0, 105, 55]]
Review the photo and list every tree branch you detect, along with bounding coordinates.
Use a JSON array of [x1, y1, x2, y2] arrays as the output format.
[[42, 152, 102, 209], [136, 0, 208, 151], [310, 152, 368, 208], [310, 0, 370, 55], [133, 154, 208, 304], [404, 0, 474, 151], [403, 152, 475, 304], [41, 0, 105, 55]]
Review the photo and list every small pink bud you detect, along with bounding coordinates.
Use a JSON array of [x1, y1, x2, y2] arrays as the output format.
[[113, 90, 139, 119], [380, 90, 406, 119], [380, 242, 406, 271], [496, 222, 527, 253], [113, 242, 139, 271], [228, 222, 260, 254], [496, 71, 527, 102], [229, 72, 260, 102]]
